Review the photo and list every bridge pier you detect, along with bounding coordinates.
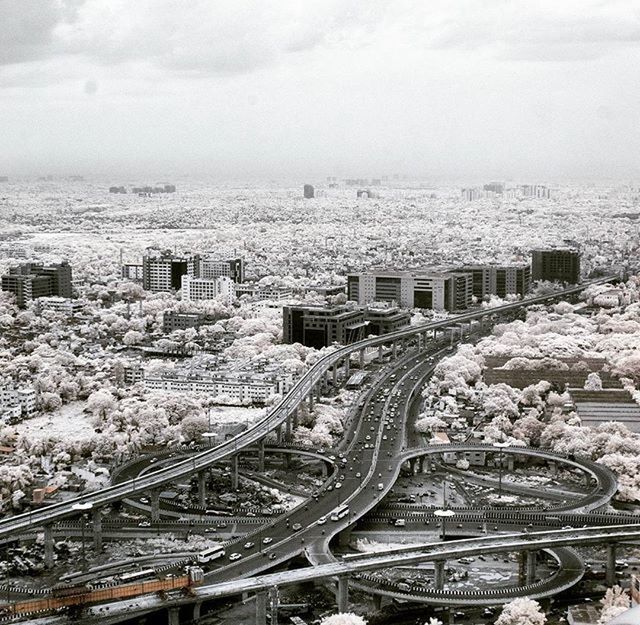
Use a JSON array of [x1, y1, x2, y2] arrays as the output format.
[[269, 587, 279, 625], [418, 457, 425, 473], [345, 355, 350, 376], [193, 601, 201, 622], [293, 407, 300, 430], [372, 594, 382, 611], [338, 527, 352, 547], [434, 560, 445, 590], [378, 345, 383, 362], [359, 348, 365, 369], [276, 423, 283, 445], [150, 488, 161, 522], [392, 341, 397, 359], [526, 550, 537, 584], [231, 454, 240, 490], [308, 390, 315, 411], [337, 576, 349, 613], [285, 414, 292, 441], [197, 471, 207, 508], [44, 524, 54, 568], [92, 507, 103, 552], [255, 591, 268, 625], [167, 607, 180, 625], [333, 364, 338, 386], [258, 438, 265, 472], [606, 543, 617, 586]]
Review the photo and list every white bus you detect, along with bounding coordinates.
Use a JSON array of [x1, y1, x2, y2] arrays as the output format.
[[330, 504, 349, 522], [196, 545, 226, 563], [118, 569, 156, 583]]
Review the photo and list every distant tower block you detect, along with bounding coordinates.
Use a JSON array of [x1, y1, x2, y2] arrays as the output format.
[[304, 184, 315, 199]]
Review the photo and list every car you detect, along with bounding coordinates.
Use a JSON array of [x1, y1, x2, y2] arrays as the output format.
[[262, 537, 273, 544], [269, 553, 277, 560], [216, 523, 228, 529], [365, 435, 371, 441], [292, 523, 303, 531], [355, 472, 361, 478], [317, 516, 327, 525], [382, 435, 387, 440], [244, 542, 255, 549], [335, 482, 342, 489], [139, 497, 149, 504], [204, 527, 217, 533], [137, 521, 151, 528], [229, 553, 242, 561]]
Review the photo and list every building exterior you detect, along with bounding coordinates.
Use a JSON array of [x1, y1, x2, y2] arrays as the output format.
[[180, 275, 235, 302], [235, 283, 293, 301], [142, 250, 198, 292], [0, 386, 37, 422], [163, 311, 206, 334], [303, 284, 346, 297], [347, 270, 473, 312], [121, 264, 144, 282], [1, 261, 72, 308], [531, 248, 581, 284], [197, 255, 244, 283], [37, 297, 84, 316], [460, 264, 531, 299], [364, 305, 411, 335], [461, 187, 483, 201], [303, 184, 315, 199], [144, 370, 292, 404], [520, 184, 551, 199], [283, 304, 367, 348]]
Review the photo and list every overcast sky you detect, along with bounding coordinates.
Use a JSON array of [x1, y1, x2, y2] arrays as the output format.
[[1, 0, 640, 181]]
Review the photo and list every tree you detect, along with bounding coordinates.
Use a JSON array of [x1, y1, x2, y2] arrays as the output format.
[[495, 598, 546, 625], [598, 586, 630, 624], [320, 614, 367, 625], [584, 372, 603, 391]]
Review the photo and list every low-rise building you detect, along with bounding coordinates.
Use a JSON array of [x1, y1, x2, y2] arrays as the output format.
[[37, 296, 84, 316], [364, 304, 411, 335], [236, 283, 294, 301], [0, 386, 37, 421], [181, 275, 235, 302]]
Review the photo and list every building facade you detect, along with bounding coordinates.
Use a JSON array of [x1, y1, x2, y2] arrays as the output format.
[[180, 275, 235, 302], [235, 283, 293, 301], [198, 255, 244, 283], [37, 297, 84, 316], [142, 251, 197, 292], [531, 249, 581, 284], [347, 270, 473, 312], [460, 264, 531, 299], [303, 184, 315, 199], [1, 262, 72, 308], [283, 304, 367, 348]]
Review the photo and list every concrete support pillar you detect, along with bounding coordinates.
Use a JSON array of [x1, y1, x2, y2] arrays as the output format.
[[293, 407, 299, 430], [258, 438, 265, 472], [359, 348, 365, 369], [167, 607, 180, 625], [378, 345, 383, 362], [372, 594, 382, 611], [92, 507, 103, 552], [44, 524, 54, 568], [409, 458, 417, 474], [345, 356, 350, 376], [285, 414, 292, 441], [333, 365, 338, 386], [518, 552, 526, 586], [269, 587, 279, 625], [231, 454, 239, 490], [606, 543, 617, 586], [337, 576, 349, 613], [276, 423, 283, 445], [150, 489, 160, 522], [193, 602, 201, 622], [338, 527, 352, 547], [526, 551, 536, 584], [434, 560, 445, 590], [308, 390, 315, 411], [321, 462, 328, 478], [283, 452, 291, 470], [418, 457, 425, 473], [417, 333, 422, 351], [197, 471, 207, 508], [256, 591, 268, 625], [392, 341, 397, 359]]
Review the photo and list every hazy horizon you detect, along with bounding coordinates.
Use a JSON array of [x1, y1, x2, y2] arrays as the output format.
[[1, 1, 640, 181]]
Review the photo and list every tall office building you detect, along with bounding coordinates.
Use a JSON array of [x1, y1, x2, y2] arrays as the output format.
[[197, 255, 244, 283], [460, 264, 531, 299], [181, 275, 235, 302], [1, 261, 72, 308], [347, 270, 473, 312], [531, 249, 580, 284], [142, 250, 198, 293], [303, 184, 315, 199]]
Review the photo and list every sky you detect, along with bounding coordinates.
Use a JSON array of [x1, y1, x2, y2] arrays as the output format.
[[1, 0, 640, 182]]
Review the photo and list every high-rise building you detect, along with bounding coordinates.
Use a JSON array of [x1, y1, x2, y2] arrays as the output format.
[[520, 185, 551, 199], [283, 304, 367, 348], [197, 255, 244, 283], [303, 184, 315, 199], [347, 270, 473, 312], [142, 250, 198, 292], [181, 275, 235, 302], [460, 264, 531, 299], [531, 249, 580, 284], [1, 261, 72, 308]]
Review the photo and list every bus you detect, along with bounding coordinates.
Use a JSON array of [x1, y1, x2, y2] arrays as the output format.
[[197, 545, 226, 563], [118, 569, 156, 584], [330, 504, 349, 522]]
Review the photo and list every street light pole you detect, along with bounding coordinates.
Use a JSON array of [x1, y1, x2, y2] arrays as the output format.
[[434, 509, 455, 541], [71, 502, 93, 569]]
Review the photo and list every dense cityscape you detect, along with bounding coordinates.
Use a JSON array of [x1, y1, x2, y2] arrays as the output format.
[[3, 2, 640, 625]]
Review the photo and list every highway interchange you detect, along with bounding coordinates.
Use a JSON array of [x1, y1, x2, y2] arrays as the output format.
[[3, 275, 638, 624]]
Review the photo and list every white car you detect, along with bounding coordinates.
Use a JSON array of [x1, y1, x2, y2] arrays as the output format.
[[262, 537, 273, 544], [335, 482, 342, 489], [244, 542, 254, 549], [229, 553, 242, 561], [317, 516, 327, 525]]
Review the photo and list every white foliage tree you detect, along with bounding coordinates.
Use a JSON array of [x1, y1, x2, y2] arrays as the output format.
[[495, 598, 546, 625], [320, 614, 367, 625]]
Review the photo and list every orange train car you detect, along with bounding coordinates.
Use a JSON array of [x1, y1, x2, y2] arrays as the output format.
[[0, 567, 203, 620]]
